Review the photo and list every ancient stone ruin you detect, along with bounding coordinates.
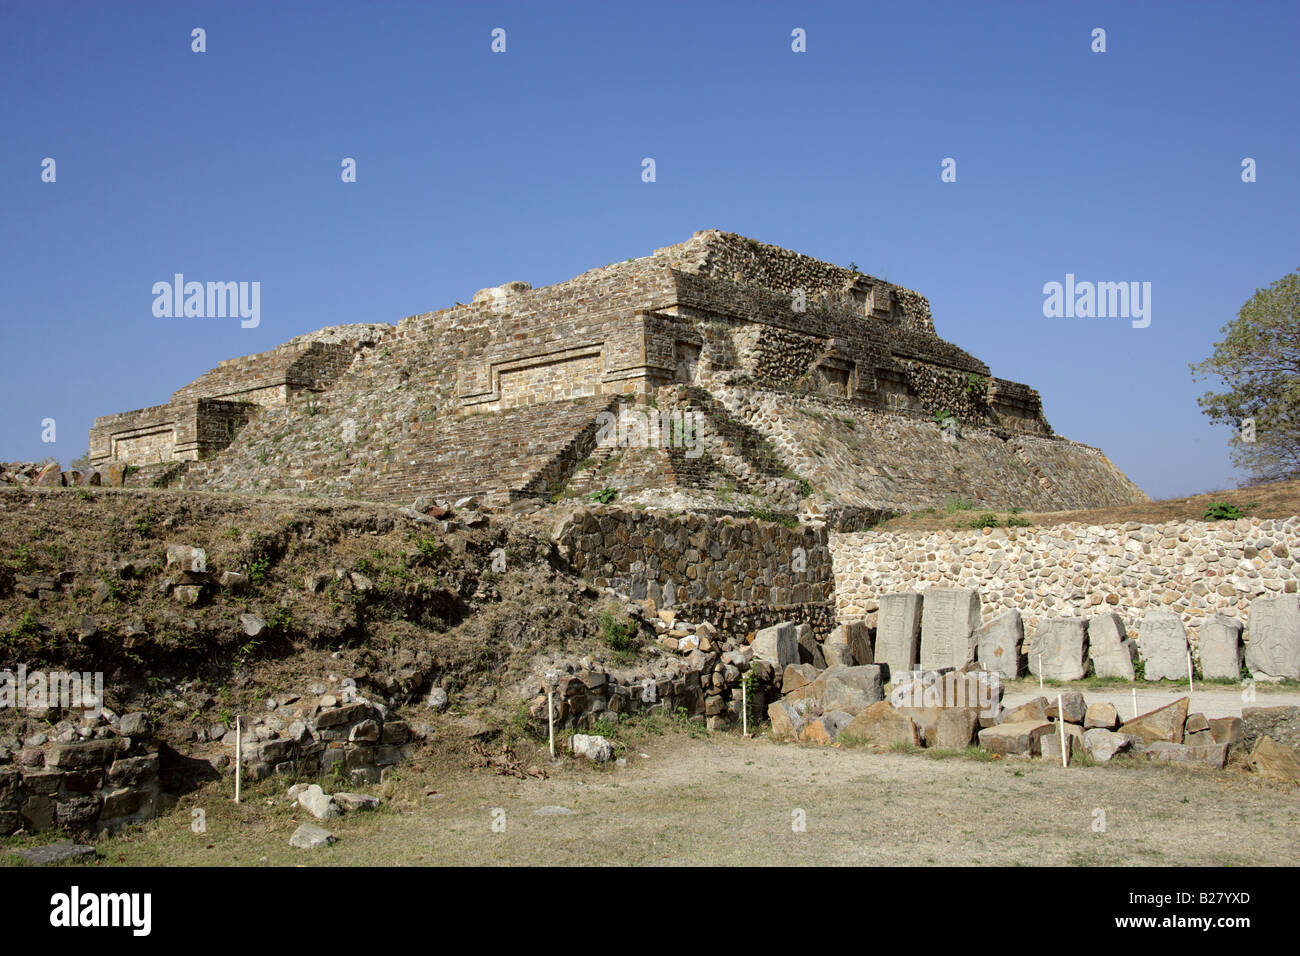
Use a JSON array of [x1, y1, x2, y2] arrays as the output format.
[[84, 230, 1147, 518]]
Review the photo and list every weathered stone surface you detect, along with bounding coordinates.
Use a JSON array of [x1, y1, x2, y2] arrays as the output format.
[[1240, 706, 1300, 751], [977, 720, 1054, 756], [752, 623, 799, 670], [334, 792, 380, 812], [1144, 741, 1228, 769], [1209, 717, 1242, 747], [890, 668, 1001, 718], [1185, 712, 1210, 735], [297, 784, 342, 821], [1198, 614, 1244, 680], [786, 665, 884, 715], [976, 609, 1024, 680], [781, 663, 820, 695], [1041, 727, 1084, 765], [1246, 595, 1300, 680], [1138, 611, 1190, 682], [875, 592, 922, 679], [1045, 691, 1086, 724], [767, 700, 806, 742], [9, 840, 96, 865], [840, 702, 920, 748], [1248, 736, 1300, 785], [798, 718, 834, 745], [1027, 618, 1088, 681], [1083, 728, 1136, 762], [289, 823, 336, 849], [827, 621, 873, 667], [919, 588, 980, 671], [1119, 697, 1189, 744], [1084, 702, 1119, 731], [46, 739, 118, 769], [932, 707, 980, 749], [1087, 612, 1137, 680], [795, 624, 826, 669], [999, 696, 1049, 725], [570, 734, 614, 763]]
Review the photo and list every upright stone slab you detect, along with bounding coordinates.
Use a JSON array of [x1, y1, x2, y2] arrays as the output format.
[[1027, 618, 1088, 682], [976, 609, 1024, 679], [1246, 595, 1300, 681], [875, 592, 922, 680], [1198, 614, 1243, 680], [752, 623, 799, 670], [1087, 612, 1136, 680], [918, 588, 980, 671], [1138, 611, 1189, 682]]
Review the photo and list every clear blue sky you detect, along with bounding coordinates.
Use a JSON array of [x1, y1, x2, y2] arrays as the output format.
[[3, 1, 1297, 499]]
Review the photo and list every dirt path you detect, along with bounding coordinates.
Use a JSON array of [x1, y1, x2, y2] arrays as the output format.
[[68, 731, 1300, 868], [1000, 680, 1300, 720]]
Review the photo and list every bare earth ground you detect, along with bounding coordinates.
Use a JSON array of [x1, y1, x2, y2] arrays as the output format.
[[1000, 679, 1300, 720], [9, 720, 1297, 868]]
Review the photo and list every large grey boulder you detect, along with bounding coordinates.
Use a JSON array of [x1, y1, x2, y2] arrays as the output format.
[[1197, 614, 1243, 680], [1082, 728, 1137, 762], [976, 609, 1024, 679], [1088, 613, 1137, 680], [1246, 595, 1300, 681], [1027, 618, 1089, 681], [1138, 611, 1189, 682], [9, 840, 96, 865], [875, 592, 922, 679], [786, 665, 884, 716], [752, 623, 799, 670], [919, 588, 981, 671]]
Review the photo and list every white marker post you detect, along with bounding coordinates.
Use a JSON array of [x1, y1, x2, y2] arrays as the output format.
[[545, 671, 557, 760], [234, 715, 242, 804], [1057, 694, 1068, 768], [1187, 650, 1194, 698], [1132, 687, 1138, 721]]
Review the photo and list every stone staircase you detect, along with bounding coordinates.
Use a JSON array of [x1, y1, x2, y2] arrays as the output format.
[[364, 395, 621, 504]]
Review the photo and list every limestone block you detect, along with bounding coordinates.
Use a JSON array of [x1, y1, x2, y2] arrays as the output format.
[[875, 592, 922, 680], [1027, 618, 1088, 682], [976, 609, 1024, 679], [1087, 612, 1136, 680], [1138, 611, 1189, 682], [919, 588, 980, 671], [1197, 614, 1243, 680], [1246, 595, 1300, 680]]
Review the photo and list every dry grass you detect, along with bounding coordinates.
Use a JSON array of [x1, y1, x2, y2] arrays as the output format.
[[873, 479, 1300, 533]]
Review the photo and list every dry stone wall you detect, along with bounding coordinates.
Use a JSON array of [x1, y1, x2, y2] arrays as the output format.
[[830, 516, 1300, 658], [553, 507, 834, 632]]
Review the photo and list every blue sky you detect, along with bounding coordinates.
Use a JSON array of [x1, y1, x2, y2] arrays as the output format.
[[2, 1, 1297, 499]]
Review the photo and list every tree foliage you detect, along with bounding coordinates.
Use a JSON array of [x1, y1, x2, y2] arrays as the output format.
[[1191, 268, 1300, 484]]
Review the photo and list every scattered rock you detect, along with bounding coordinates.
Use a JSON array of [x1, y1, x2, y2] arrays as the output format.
[[570, 734, 614, 763], [10, 840, 96, 865], [289, 823, 336, 849]]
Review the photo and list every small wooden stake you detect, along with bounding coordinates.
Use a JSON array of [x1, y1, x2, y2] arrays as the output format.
[[1057, 693, 1068, 768], [547, 689, 555, 759], [234, 715, 242, 804]]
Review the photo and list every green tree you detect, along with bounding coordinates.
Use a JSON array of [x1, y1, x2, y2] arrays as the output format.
[[1190, 268, 1300, 484]]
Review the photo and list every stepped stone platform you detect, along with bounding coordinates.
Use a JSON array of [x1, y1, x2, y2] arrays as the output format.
[[86, 230, 1147, 513]]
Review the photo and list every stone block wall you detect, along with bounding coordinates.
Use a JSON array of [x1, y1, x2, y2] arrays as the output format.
[[0, 727, 162, 836], [553, 507, 835, 628], [829, 516, 1300, 648]]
